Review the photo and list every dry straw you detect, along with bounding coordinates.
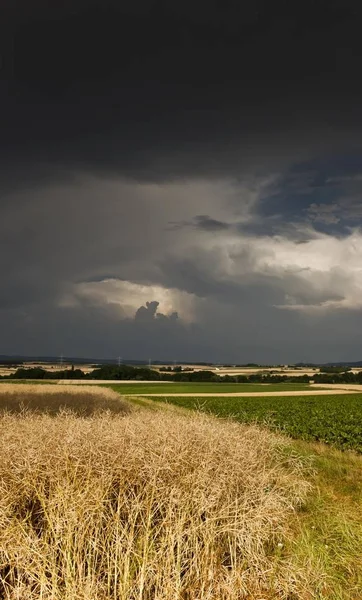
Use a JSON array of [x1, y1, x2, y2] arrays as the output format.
[[0, 384, 131, 416], [0, 387, 311, 599]]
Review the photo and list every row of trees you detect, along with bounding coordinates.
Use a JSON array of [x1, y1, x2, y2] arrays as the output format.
[[1, 364, 361, 385], [319, 366, 352, 374], [313, 370, 362, 384], [1, 365, 309, 383]]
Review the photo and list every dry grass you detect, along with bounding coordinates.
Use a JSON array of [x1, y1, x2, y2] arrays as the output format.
[[0, 405, 313, 600], [0, 384, 131, 416]]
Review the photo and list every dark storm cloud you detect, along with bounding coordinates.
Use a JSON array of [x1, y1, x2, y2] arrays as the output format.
[[135, 301, 178, 323], [2, 0, 362, 188], [3, 1, 362, 362], [0, 299, 193, 361], [169, 215, 231, 232], [246, 154, 362, 238]]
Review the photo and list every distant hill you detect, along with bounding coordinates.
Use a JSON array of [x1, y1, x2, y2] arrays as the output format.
[[2, 355, 362, 368], [295, 361, 362, 367]]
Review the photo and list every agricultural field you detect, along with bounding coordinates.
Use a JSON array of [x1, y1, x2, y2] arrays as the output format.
[[109, 381, 313, 395], [0, 384, 130, 416], [150, 393, 362, 453], [1, 383, 362, 599]]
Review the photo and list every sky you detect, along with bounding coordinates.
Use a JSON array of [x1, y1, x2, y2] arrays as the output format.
[[1, 0, 362, 363]]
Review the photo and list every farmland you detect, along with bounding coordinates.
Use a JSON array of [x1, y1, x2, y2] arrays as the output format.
[[0, 384, 312, 599], [150, 393, 362, 452], [109, 381, 313, 395], [0, 384, 131, 415], [1, 383, 362, 598]]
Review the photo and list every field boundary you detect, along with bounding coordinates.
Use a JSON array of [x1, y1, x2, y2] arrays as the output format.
[[137, 388, 361, 397]]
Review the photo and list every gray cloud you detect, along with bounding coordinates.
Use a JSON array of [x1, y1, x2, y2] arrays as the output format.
[[135, 301, 178, 323], [2, 1, 362, 362], [169, 215, 231, 232], [306, 203, 341, 225], [2, 1, 362, 192], [2, 170, 362, 362]]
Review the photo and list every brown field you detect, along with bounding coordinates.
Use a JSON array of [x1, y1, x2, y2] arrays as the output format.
[[155, 365, 320, 377], [0, 385, 319, 599], [0, 384, 131, 416], [311, 383, 362, 392]]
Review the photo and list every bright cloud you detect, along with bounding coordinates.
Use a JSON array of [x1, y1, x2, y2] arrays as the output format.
[[164, 227, 362, 312], [60, 279, 200, 322]]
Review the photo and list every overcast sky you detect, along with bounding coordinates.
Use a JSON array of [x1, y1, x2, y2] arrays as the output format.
[[2, 0, 362, 363]]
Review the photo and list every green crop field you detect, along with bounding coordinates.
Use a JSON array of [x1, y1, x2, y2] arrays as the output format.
[[148, 393, 362, 452], [109, 382, 312, 395]]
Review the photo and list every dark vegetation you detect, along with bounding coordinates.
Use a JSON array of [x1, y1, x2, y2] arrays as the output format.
[[0, 361, 24, 367], [319, 366, 352, 374], [0, 365, 311, 383], [313, 371, 362, 384], [1, 363, 362, 385]]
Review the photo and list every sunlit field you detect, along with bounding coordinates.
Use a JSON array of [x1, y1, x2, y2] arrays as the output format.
[[0, 384, 312, 599], [0, 384, 130, 416], [1, 384, 361, 599]]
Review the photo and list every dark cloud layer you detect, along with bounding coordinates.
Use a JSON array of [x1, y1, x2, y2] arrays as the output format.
[[2, 1, 362, 361], [2, 0, 362, 187]]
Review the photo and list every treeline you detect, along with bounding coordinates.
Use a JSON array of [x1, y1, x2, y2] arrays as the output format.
[[0, 361, 24, 367], [313, 371, 362, 384], [2, 367, 87, 380], [2, 364, 362, 385], [319, 366, 352, 374], [1, 365, 310, 384]]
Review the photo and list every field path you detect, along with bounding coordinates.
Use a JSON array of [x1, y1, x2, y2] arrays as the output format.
[[311, 383, 362, 392]]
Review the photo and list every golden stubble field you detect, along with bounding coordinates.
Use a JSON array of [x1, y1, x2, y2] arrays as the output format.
[[0, 384, 131, 416], [0, 384, 319, 599]]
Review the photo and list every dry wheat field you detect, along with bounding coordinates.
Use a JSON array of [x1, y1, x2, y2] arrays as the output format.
[[0, 384, 343, 599], [0, 384, 131, 416]]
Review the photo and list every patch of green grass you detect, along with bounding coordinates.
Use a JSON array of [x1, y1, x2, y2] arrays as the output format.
[[148, 394, 362, 452], [109, 382, 312, 395], [282, 441, 362, 598]]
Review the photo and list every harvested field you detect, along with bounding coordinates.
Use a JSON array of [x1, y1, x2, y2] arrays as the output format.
[[151, 393, 362, 452], [0, 405, 315, 599], [0, 384, 131, 416], [311, 383, 362, 392]]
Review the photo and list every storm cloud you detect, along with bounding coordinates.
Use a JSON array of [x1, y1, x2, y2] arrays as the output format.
[[1, 0, 362, 362]]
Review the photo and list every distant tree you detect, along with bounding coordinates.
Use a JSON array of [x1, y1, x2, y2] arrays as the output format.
[[319, 366, 352, 374]]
